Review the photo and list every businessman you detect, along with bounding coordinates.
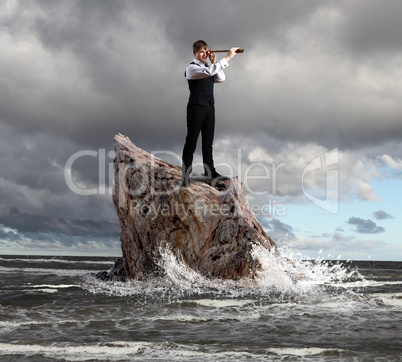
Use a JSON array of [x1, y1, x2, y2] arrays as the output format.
[[181, 40, 238, 187]]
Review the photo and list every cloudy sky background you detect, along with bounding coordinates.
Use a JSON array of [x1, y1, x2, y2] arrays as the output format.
[[1, 0, 402, 260]]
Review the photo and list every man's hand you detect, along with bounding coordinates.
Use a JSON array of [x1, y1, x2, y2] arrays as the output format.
[[208, 51, 217, 63], [224, 47, 239, 62]]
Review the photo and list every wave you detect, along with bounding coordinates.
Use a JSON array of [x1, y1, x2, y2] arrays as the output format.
[[30, 284, 77, 289], [0, 256, 114, 265], [154, 311, 261, 323], [0, 319, 81, 328], [366, 292, 402, 308], [22, 284, 78, 294], [0, 341, 346, 361], [266, 347, 345, 357], [81, 244, 368, 301], [0, 266, 91, 277]]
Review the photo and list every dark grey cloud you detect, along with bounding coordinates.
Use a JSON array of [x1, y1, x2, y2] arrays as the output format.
[[0, 123, 119, 248], [1, 0, 401, 255], [0, 207, 119, 238], [0, 0, 185, 150], [2, 0, 402, 153], [0, 228, 121, 255], [339, 1, 402, 57], [0, 0, 349, 149], [373, 210, 393, 220], [347, 217, 385, 235]]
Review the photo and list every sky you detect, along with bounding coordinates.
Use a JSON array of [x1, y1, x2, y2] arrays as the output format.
[[1, 0, 402, 260]]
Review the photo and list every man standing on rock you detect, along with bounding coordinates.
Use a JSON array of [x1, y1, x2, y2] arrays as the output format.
[[181, 40, 239, 187]]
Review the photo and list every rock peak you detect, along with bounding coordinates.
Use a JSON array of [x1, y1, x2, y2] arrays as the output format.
[[112, 133, 277, 280]]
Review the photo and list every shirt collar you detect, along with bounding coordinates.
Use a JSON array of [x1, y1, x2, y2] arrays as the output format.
[[192, 58, 207, 67]]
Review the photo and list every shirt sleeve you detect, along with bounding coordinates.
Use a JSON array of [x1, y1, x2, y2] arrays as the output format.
[[186, 58, 229, 83]]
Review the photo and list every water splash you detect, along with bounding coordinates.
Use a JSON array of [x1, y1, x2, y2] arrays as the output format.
[[82, 243, 366, 301]]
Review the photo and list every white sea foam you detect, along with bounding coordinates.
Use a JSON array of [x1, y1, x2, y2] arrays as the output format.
[[82, 242, 366, 299], [155, 312, 261, 322], [32, 288, 59, 293], [0, 342, 173, 361], [0, 341, 345, 361], [251, 244, 365, 293], [0, 341, 274, 361], [185, 298, 255, 308], [0, 319, 80, 328], [156, 243, 357, 293], [266, 347, 344, 357], [82, 246, 254, 298], [30, 284, 77, 289], [13, 284, 78, 294], [367, 292, 402, 308]]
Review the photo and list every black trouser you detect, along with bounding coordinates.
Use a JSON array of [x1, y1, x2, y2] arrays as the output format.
[[182, 102, 215, 174]]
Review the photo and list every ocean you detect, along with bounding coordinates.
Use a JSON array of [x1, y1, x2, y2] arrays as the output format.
[[0, 250, 401, 361]]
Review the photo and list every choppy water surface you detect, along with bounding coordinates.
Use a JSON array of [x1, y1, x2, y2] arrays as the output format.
[[0, 248, 401, 361]]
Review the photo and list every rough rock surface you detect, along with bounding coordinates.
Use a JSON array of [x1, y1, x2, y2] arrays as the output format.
[[111, 133, 277, 280]]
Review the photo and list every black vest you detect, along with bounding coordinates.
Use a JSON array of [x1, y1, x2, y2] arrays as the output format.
[[186, 63, 214, 105]]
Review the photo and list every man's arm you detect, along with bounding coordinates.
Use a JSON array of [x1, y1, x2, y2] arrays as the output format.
[[224, 47, 239, 62], [212, 47, 238, 83], [186, 47, 239, 82], [186, 59, 228, 81], [209, 51, 226, 83]]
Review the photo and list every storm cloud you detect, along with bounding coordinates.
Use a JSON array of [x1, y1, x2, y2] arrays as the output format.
[[1, 0, 401, 256]]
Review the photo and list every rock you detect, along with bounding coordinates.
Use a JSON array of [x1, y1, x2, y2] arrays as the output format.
[[111, 133, 277, 281], [95, 258, 126, 282]]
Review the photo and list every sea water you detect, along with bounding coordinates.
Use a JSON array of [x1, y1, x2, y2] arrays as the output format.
[[0, 247, 401, 361]]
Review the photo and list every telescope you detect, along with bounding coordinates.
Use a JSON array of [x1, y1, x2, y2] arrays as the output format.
[[210, 49, 244, 53]]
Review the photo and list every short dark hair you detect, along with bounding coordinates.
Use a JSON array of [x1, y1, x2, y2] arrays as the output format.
[[193, 40, 209, 52]]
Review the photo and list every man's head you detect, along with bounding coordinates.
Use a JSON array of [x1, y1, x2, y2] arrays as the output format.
[[193, 40, 209, 63]]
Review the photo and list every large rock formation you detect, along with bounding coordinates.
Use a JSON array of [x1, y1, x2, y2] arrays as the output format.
[[111, 133, 277, 281]]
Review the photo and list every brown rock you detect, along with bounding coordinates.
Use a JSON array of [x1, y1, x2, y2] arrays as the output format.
[[112, 133, 277, 280]]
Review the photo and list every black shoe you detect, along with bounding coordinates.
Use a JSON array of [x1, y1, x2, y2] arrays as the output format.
[[202, 166, 229, 180], [211, 171, 229, 181]]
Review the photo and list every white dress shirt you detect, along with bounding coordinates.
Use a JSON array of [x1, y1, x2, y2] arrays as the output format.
[[185, 58, 229, 83]]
